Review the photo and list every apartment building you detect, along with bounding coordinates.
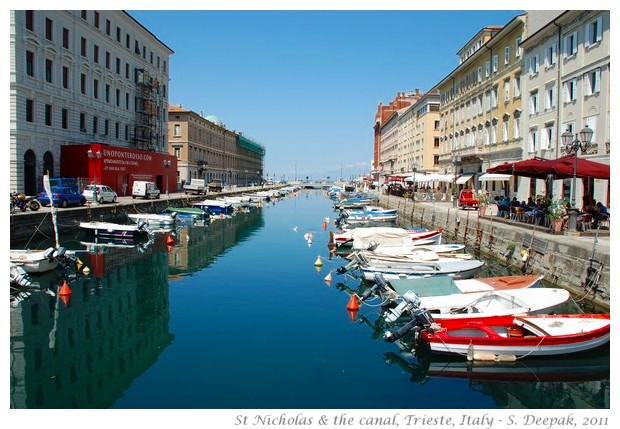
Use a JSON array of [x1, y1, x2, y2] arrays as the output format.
[[433, 11, 565, 196], [168, 105, 265, 186], [10, 10, 173, 194]]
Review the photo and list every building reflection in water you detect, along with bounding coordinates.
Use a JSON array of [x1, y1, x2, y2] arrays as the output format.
[[9, 208, 264, 408]]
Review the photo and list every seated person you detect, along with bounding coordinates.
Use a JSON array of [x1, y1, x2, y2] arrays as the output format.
[[510, 197, 521, 208]]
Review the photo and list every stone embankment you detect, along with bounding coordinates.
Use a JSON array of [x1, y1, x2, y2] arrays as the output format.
[[380, 194, 610, 311]]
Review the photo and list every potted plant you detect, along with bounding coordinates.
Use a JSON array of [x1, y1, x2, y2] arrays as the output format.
[[547, 199, 567, 233]]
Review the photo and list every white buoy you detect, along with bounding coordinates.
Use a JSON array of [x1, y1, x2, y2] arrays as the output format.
[[293, 226, 298, 232], [324, 271, 332, 284]]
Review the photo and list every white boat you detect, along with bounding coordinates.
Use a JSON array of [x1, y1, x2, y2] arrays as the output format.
[[385, 273, 545, 295], [368, 243, 467, 256], [128, 212, 177, 227], [330, 226, 442, 249], [339, 252, 485, 281], [9, 247, 58, 273], [79, 221, 150, 239], [376, 275, 569, 322]]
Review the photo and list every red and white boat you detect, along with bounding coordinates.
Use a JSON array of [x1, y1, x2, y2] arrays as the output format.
[[418, 313, 610, 358], [329, 226, 442, 249]]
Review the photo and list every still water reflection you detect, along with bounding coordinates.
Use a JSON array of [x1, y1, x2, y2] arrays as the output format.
[[9, 190, 609, 409]]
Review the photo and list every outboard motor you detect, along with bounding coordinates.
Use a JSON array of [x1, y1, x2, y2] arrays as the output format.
[[336, 257, 360, 275], [384, 290, 421, 323], [137, 220, 148, 231], [366, 240, 379, 251]]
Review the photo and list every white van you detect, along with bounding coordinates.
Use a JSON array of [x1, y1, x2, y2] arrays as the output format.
[[132, 181, 160, 199]]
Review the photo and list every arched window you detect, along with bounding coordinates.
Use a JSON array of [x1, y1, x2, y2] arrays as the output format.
[[24, 150, 37, 195], [43, 151, 54, 177]]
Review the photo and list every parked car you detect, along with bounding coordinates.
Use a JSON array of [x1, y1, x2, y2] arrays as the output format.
[[39, 186, 86, 208], [132, 181, 160, 199], [458, 188, 480, 210], [82, 184, 118, 203]]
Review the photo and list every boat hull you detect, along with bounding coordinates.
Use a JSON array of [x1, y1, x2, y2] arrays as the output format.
[[421, 314, 610, 358]]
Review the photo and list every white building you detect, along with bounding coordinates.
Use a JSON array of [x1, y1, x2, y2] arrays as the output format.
[[520, 10, 610, 206], [10, 10, 173, 194]]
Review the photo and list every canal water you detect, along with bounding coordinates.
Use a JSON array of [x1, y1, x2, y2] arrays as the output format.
[[9, 189, 609, 410]]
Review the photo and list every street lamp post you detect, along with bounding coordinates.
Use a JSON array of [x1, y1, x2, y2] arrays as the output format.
[[163, 159, 171, 197], [87, 148, 102, 204], [411, 162, 418, 202], [452, 155, 461, 208], [561, 125, 594, 231]]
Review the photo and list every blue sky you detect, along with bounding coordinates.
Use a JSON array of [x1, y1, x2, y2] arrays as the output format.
[[128, 9, 523, 182]]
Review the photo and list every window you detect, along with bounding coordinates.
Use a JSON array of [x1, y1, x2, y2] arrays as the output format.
[[504, 46, 510, 65], [174, 147, 181, 159], [94, 45, 99, 63], [26, 10, 34, 31], [477, 66, 482, 82], [502, 119, 509, 142], [105, 84, 110, 103], [81, 10, 87, 20], [125, 63, 129, 78], [116, 27, 121, 43], [115, 88, 120, 106], [584, 68, 601, 96], [492, 54, 499, 73], [434, 137, 440, 147], [106, 19, 111, 36], [45, 59, 53, 83], [115, 122, 120, 139], [26, 99, 34, 122], [80, 113, 86, 131], [104, 119, 109, 135], [126, 34, 130, 49], [116, 58, 121, 74], [26, 51, 34, 77], [80, 73, 86, 94], [125, 124, 129, 140], [62, 66, 69, 89], [585, 116, 597, 144], [563, 79, 577, 103], [529, 54, 539, 76], [529, 128, 538, 152], [92, 116, 98, 134], [504, 80, 510, 102], [105, 52, 110, 69], [94, 11, 100, 28], [63, 27, 70, 49], [61, 108, 68, 129], [545, 43, 557, 67], [513, 74, 521, 98], [564, 32, 578, 57], [486, 91, 492, 112], [45, 104, 52, 126], [81, 37, 87, 57], [514, 117, 521, 139], [93, 79, 99, 99], [585, 16, 603, 47], [45, 17, 53, 41], [491, 86, 498, 109], [515, 37, 522, 58], [434, 120, 440, 130], [173, 124, 181, 137], [544, 83, 556, 110], [490, 123, 497, 144], [125, 93, 129, 109], [529, 90, 539, 115], [477, 95, 483, 115], [542, 123, 555, 150]]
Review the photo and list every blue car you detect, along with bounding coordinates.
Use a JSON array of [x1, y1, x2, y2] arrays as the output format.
[[39, 186, 86, 208]]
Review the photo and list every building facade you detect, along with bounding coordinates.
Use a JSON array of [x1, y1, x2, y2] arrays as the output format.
[[10, 10, 173, 194], [168, 105, 265, 187]]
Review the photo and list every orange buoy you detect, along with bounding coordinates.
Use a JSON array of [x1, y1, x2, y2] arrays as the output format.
[[347, 309, 358, 322], [60, 294, 71, 307], [166, 234, 174, 246], [346, 294, 359, 311], [59, 280, 72, 296], [322, 221, 327, 230]]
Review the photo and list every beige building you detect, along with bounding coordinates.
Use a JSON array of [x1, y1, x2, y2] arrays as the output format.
[[168, 105, 265, 187], [435, 11, 563, 196]]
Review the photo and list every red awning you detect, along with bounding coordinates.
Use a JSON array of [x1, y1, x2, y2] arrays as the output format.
[[486, 156, 609, 180]]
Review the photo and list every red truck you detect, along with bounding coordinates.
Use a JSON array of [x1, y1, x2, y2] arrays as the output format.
[[458, 188, 479, 210]]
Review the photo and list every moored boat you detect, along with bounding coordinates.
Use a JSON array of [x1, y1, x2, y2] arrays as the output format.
[[9, 248, 58, 273], [416, 313, 610, 358], [79, 220, 150, 239], [192, 199, 234, 215], [128, 212, 177, 227]]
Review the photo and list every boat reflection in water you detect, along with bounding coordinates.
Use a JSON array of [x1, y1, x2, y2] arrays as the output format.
[[382, 344, 610, 409], [9, 209, 264, 409]]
